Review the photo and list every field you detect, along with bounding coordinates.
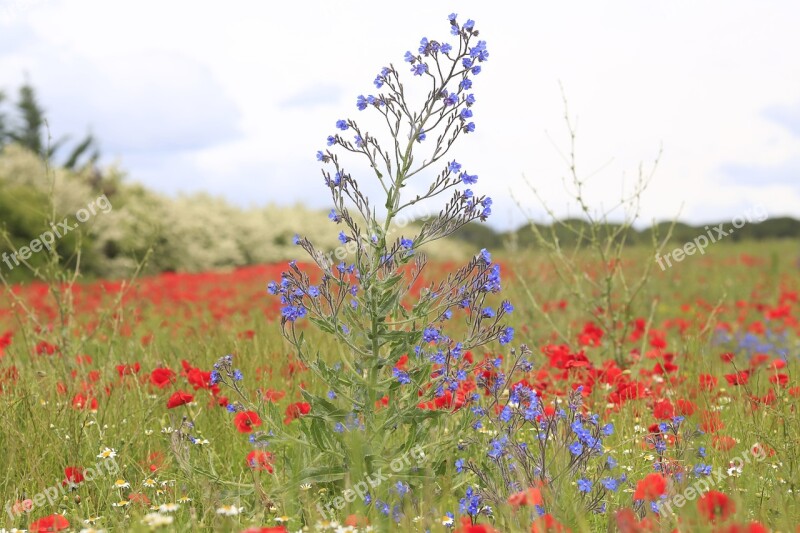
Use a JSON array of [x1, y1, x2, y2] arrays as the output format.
[[1, 240, 798, 532]]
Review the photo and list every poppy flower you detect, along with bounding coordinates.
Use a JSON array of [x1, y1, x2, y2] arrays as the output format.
[[508, 487, 543, 507], [29, 514, 69, 532], [71, 394, 98, 411], [246, 450, 274, 473], [283, 402, 311, 425], [240, 527, 288, 533], [699, 374, 718, 391], [167, 390, 194, 409], [116, 362, 141, 376], [150, 367, 176, 388], [653, 399, 675, 420], [261, 388, 286, 402], [724, 371, 749, 386], [455, 517, 499, 533], [633, 473, 667, 501], [234, 411, 262, 433], [769, 373, 789, 387], [530, 513, 568, 533], [63, 466, 84, 486], [697, 490, 735, 522]]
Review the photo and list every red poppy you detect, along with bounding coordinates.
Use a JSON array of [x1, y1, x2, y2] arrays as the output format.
[[116, 362, 141, 376], [261, 388, 286, 402], [712, 435, 737, 451], [530, 513, 568, 533], [71, 394, 98, 411], [62, 466, 84, 486], [769, 373, 789, 387], [283, 402, 311, 425], [508, 487, 543, 507], [240, 527, 288, 533], [234, 411, 263, 433], [615, 508, 655, 533], [724, 371, 750, 386], [455, 517, 499, 533], [246, 450, 274, 473], [699, 374, 718, 391], [697, 490, 735, 522], [150, 367, 176, 388], [676, 398, 696, 416], [653, 399, 675, 420], [29, 514, 69, 532], [166, 390, 194, 409], [633, 473, 667, 501], [701, 411, 724, 433]]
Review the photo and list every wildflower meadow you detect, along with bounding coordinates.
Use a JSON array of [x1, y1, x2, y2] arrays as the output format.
[[2, 11, 800, 533]]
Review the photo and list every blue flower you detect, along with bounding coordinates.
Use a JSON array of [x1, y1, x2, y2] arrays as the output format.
[[577, 478, 592, 493], [308, 286, 320, 298], [328, 209, 341, 223], [411, 62, 428, 76], [423, 327, 440, 343], [469, 40, 489, 62], [460, 108, 473, 120], [479, 248, 491, 263], [441, 43, 452, 54], [336, 119, 349, 130], [499, 405, 513, 422], [499, 327, 514, 345], [569, 441, 583, 456], [601, 477, 619, 491], [356, 95, 368, 110], [482, 307, 495, 318], [326, 135, 336, 146], [601, 423, 614, 436], [463, 19, 475, 31], [443, 91, 458, 106], [393, 368, 411, 385], [400, 237, 413, 249], [501, 301, 514, 314], [472, 65, 482, 75], [466, 93, 476, 106], [448, 12, 457, 21], [233, 369, 244, 381], [464, 122, 476, 133], [460, 78, 473, 90], [461, 172, 478, 185], [455, 458, 464, 473], [404, 51, 415, 62], [338, 231, 348, 244]]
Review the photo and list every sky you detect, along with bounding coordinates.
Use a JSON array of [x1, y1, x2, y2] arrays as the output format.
[[1, 0, 799, 230]]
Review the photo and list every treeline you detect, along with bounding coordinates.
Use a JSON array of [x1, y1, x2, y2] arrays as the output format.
[[448, 217, 800, 251]]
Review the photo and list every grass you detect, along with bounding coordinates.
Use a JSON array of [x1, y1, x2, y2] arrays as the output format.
[[0, 240, 798, 532]]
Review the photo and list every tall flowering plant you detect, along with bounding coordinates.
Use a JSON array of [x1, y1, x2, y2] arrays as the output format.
[[261, 15, 512, 482]]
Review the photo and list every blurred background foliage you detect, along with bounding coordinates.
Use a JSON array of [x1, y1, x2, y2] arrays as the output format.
[[0, 82, 798, 283]]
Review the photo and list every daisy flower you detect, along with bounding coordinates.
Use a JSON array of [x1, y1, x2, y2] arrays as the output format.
[[112, 480, 130, 489], [97, 448, 117, 460], [216, 505, 243, 516], [158, 503, 180, 513]]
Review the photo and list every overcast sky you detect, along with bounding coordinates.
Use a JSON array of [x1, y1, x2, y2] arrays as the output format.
[[1, 0, 798, 230]]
